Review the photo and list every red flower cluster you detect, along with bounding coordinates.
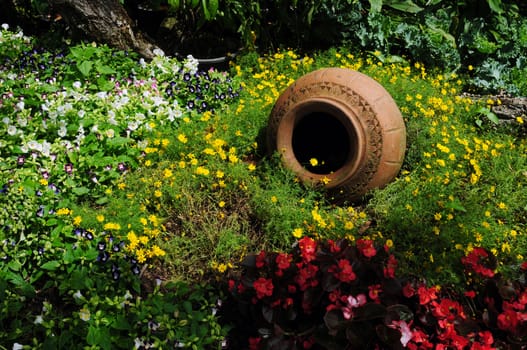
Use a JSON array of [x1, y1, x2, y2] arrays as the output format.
[[225, 238, 527, 350], [496, 290, 527, 337], [253, 277, 273, 299], [329, 258, 356, 282], [298, 236, 317, 262], [461, 247, 495, 278], [356, 238, 377, 258]]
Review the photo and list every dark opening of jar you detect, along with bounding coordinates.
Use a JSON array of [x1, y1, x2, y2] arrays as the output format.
[[292, 111, 354, 174]]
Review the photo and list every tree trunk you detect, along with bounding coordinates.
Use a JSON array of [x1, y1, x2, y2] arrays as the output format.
[[50, 0, 159, 59]]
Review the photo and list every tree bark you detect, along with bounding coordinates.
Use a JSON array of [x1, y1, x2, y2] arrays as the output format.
[[50, 0, 159, 59]]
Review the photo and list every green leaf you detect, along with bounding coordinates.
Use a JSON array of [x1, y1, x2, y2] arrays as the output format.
[[87, 325, 111, 350], [202, 0, 211, 20], [476, 107, 500, 125], [95, 197, 109, 205], [168, 0, 180, 9], [487, 0, 504, 14], [106, 136, 131, 148], [208, 0, 219, 18], [77, 61, 93, 77], [41, 260, 61, 271], [95, 64, 117, 75], [446, 199, 467, 212], [72, 187, 90, 196], [112, 314, 132, 330], [384, 0, 423, 13], [369, 0, 382, 13]]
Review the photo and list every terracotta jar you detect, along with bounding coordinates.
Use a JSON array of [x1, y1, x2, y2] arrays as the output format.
[[267, 67, 406, 202]]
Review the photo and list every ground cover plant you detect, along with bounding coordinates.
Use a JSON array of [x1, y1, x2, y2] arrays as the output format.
[[1, 23, 527, 349]]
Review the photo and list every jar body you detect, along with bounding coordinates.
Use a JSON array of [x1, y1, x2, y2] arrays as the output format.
[[267, 68, 406, 201]]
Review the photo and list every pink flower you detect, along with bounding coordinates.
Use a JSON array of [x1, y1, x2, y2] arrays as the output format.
[[341, 294, 366, 319], [389, 320, 413, 347]]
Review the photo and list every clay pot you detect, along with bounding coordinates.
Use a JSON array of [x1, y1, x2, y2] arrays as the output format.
[[267, 67, 406, 201]]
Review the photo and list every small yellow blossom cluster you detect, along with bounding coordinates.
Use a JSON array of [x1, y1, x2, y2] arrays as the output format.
[[235, 50, 314, 107], [126, 214, 166, 264]]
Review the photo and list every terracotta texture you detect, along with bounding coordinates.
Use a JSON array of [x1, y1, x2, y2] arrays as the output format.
[[267, 67, 406, 201]]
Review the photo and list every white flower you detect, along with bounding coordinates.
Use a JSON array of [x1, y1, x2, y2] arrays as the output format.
[[139, 58, 146, 67], [7, 125, 17, 136], [58, 126, 67, 138], [153, 48, 165, 57], [167, 107, 183, 122], [127, 121, 139, 131], [134, 338, 144, 349], [15, 101, 25, 111], [73, 290, 83, 299], [184, 55, 199, 75], [27, 140, 41, 151], [72, 81, 82, 89], [96, 91, 108, 100], [105, 129, 115, 138], [12, 343, 23, 350], [2, 117, 11, 124], [78, 109, 85, 118], [108, 110, 117, 125], [79, 307, 90, 321], [17, 116, 27, 127], [1, 23, 9, 30], [41, 141, 51, 157], [34, 315, 43, 324]]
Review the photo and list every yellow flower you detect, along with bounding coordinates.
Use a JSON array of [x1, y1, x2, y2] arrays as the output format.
[[516, 116, 524, 124], [248, 163, 256, 171], [309, 158, 318, 167], [73, 216, 82, 226], [434, 213, 442, 221], [321, 176, 331, 185], [344, 221, 354, 230], [292, 228, 303, 238], [103, 222, 121, 231], [136, 249, 147, 263], [178, 133, 188, 143], [195, 166, 210, 176], [97, 215, 105, 222], [385, 239, 394, 248], [154, 190, 162, 198], [497, 202, 507, 210], [216, 263, 228, 273], [39, 178, 48, 186], [56, 208, 72, 216], [118, 182, 126, 190], [218, 201, 226, 208], [163, 169, 173, 178], [127, 231, 139, 250], [271, 196, 278, 203]]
